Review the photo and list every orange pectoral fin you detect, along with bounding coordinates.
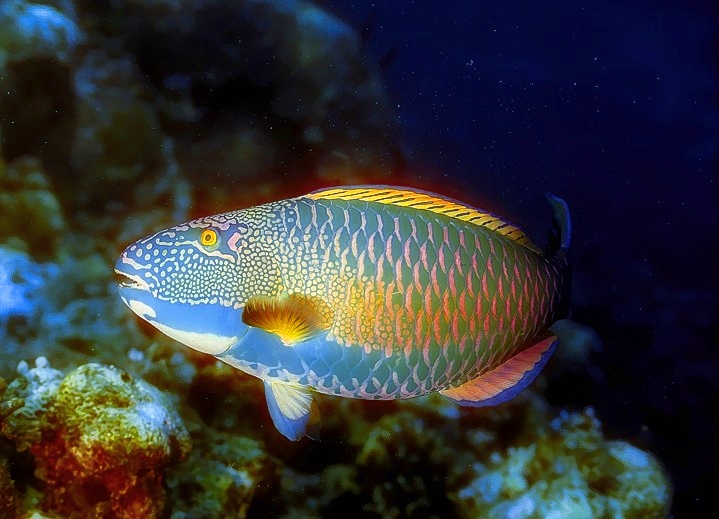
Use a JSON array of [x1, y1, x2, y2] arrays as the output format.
[[242, 292, 333, 345], [440, 336, 558, 406]]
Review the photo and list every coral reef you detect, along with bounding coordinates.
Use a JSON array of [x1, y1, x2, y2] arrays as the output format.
[[166, 431, 269, 518], [76, 0, 401, 190], [270, 394, 671, 519], [0, 358, 191, 518], [0, 0, 80, 177], [0, 0, 675, 517], [2, 0, 401, 232], [0, 155, 65, 259], [69, 50, 188, 215], [0, 376, 23, 517], [0, 0, 81, 69], [456, 407, 671, 519]]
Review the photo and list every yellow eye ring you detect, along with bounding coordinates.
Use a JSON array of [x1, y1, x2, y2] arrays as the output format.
[[200, 228, 219, 249]]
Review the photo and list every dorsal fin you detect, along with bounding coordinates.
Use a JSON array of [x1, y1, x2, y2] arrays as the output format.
[[307, 186, 540, 253]]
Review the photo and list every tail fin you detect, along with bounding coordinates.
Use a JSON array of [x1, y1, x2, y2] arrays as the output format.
[[546, 193, 572, 319], [545, 193, 571, 256]]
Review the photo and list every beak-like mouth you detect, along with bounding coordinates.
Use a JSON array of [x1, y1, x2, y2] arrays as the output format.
[[114, 269, 150, 290]]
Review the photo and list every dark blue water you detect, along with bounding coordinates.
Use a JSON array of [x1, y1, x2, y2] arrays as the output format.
[[330, 1, 718, 516]]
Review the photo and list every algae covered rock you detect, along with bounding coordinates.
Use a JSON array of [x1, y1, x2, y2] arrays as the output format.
[[0, 358, 191, 519], [167, 431, 269, 518], [0, 156, 65, 259], [0, 376, 23, 517], [455, 408, 672, 519]]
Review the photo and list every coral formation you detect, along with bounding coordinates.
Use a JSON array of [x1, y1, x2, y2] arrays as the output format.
[[0, 0, 81, 69], [2, 0, 400, 228], [271, 395, 671, 519], [75, 0, 401, 188], [0, 246, 59, 329], [0, 358, 190, 518], [70, 50, 184, 210], [456, 407, 671, 519], [166, 431, 269, 518], [0, 155, 65, 259], [0, 376, 23, 517]]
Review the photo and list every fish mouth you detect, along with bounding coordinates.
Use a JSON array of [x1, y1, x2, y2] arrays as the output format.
[[114, 269, 150, 291]]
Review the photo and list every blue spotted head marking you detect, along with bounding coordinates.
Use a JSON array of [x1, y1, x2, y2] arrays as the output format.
[[114, 208, 284, 355]]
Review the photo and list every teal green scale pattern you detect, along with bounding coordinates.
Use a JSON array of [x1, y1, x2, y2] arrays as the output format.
[[261, 196, 565, 399]]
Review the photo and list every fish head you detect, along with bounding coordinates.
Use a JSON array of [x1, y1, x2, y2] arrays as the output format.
[[114, 214, 257, 355]]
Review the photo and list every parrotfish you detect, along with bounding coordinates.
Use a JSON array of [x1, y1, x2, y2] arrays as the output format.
[[115, 186, 572, 440]]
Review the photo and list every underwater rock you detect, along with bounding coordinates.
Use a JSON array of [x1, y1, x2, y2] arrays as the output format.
[[0, 358, 191, 518], [0, 1, 79, 169], [0, 0, 81, 69], [266, 392, 671, 519], [0, 376, 22, 517], [70, 50, 191, 221], [75, 0, 401, 197], [166, 431, 269, 518], [0, 246, 60, 328], [455, 408, 672, 519], [0, 155, 66, 259]]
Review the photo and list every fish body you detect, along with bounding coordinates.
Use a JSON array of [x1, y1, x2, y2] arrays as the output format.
[[115, 186, 571, 439]]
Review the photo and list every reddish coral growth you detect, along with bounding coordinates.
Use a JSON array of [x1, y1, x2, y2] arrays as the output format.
[[1, 361, 190, 518], [28, 432, 164, 518]]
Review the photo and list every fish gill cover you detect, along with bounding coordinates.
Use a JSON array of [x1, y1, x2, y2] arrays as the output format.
[[1, 0, 714, 518]]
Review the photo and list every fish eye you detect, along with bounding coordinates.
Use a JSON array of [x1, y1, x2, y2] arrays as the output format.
[[200, 228, 219, 250]]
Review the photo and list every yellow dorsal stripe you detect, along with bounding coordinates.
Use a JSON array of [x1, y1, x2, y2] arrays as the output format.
[[308, 186, 540, 253]]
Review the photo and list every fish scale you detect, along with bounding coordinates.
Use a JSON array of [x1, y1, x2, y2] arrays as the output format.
[[115, 186, 572, 440], [270, 196, 562, 397]]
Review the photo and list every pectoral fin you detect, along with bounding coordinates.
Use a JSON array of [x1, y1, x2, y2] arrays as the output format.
[[242, 292, 333, 345], [264, 380, 321, 441], [440, 336, 557, 406]]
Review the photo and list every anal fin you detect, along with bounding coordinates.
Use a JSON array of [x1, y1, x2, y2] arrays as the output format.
[[440, 336, 557, 406], [264, 380, 321, 441]]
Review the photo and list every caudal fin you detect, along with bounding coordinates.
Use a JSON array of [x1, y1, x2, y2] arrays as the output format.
[[546, 193, 572, 319], [545, 193, 571, 255]]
